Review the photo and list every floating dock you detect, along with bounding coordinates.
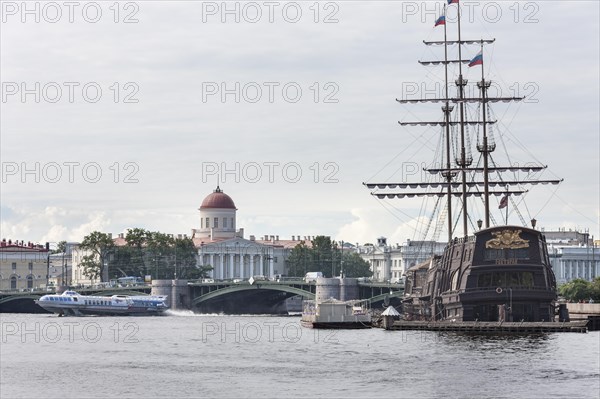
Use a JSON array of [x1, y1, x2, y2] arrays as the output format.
[[378, 319, 589, 333]]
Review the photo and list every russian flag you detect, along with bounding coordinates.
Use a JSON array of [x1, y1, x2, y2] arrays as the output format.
[[448, 0, 459, 4], [434, 15, 446, 27], [468, 51, 483, 67], [499, 195, 508, 209]]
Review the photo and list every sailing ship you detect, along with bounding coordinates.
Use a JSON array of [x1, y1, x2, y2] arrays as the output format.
[[364, 0, 562, 322]]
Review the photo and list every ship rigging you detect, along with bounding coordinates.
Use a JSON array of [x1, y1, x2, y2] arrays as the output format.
[[364, 0, 562, 323]]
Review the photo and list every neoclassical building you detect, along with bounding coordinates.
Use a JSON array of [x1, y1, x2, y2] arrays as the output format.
[[544, 228, 599, 284], [0, 239, 49, 291], [356, 237, 446, 283], [192, 186, 301, 280]]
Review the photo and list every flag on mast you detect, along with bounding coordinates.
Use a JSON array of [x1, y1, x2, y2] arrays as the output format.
[[498, 195, 509, 209], [434, 14, 446, 27], [468, 51, 483, 67]]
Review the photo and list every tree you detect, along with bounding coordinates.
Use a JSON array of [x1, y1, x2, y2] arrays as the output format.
[[79, 231, 115, 281], [125, 228, 151, 274], [286, 241, 312, 277], [590, 277, 600, 301], [559, 279, 592, 302], [51, 241, 67, 254], [311, 236, 339, 277], [285, 236, 345, 278], [173, 237, 211, 279], [340, 252, 372, 278]]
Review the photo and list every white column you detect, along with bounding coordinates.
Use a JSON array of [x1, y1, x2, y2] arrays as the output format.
[[229, 254, 234, 279], [220, 254, 225, 280], [240, 255, 245, 279], [269, 256, 274, 278], [260, 255, 264, 276], [250, 255, 255, 277]]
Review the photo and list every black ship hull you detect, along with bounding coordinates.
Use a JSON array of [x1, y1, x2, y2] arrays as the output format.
[[403, 226, 557, 322]]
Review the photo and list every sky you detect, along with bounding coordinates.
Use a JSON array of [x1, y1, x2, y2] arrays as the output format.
[[1, 0, 599, 247]]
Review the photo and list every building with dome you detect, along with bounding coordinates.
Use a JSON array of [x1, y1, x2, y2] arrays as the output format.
[[192, 186, 305, 280], [194, 186, 238, 240]]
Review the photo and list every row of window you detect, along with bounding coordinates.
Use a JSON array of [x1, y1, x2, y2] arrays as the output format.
[[8, 262, 35, 270], [84, 299, 109, 306], [201, 217, 235, 229], [47, 296, 74, 302], [8, 275, 35, 289], [484, 248, 530, 261], [476, 272, 534, 288]]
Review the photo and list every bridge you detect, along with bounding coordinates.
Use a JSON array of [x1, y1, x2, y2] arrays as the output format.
[[186, 280, 404, 314], [0, 281, 404, 314]]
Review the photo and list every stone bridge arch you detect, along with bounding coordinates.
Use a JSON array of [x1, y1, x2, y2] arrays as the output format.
[[191, 284, 314, 307]]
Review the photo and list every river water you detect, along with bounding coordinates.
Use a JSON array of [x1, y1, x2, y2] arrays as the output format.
[[1, 312, 599, 399]]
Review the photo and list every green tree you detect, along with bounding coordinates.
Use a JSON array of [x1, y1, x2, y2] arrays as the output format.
[[79, 231, 115, 281], [340, 252, 372, 278], [286, 241, 312, 277], [125, 228, 151, 274], [590, 277, 600, 301], [311, 236, 339, 277], [285, 236, 345, 277], [559, 278, 592, 302], [51, 241, 67, 255], [173, 237, 210, 279], [110, 246, 140, 278]]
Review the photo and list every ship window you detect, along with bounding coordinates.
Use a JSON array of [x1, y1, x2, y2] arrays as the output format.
[[477, 272, 534, 288], [451, 270, 459, 291], [484, 248, 529, 260]]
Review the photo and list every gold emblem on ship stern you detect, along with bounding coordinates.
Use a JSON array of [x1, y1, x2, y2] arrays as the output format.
[[485, 229, 529, 249]]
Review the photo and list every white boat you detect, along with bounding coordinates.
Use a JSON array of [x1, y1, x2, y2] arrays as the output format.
[[35, 290, 168, 316], [301, 298, 371, 329]]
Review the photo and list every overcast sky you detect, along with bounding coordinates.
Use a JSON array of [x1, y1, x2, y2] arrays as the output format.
[[1, 0, 599, 247]]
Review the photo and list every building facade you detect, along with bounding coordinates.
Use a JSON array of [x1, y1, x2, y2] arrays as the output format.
[[0, 239, 49, 291], [357, 237, 447, 282], [542, 228, 599, 284], [193, 186, 304, 280]]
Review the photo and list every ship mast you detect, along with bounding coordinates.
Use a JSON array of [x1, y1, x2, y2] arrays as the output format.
[[442, 4, 454, 243], [363, 0, 563, 240], [477, 43, 493, 228], [455, 0, 469, 237]]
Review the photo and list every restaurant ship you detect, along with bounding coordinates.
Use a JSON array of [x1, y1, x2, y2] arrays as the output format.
[[364, 0, 562, 322]]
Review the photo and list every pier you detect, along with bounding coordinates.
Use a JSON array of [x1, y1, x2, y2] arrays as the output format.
[[378, 320, 589, 333]]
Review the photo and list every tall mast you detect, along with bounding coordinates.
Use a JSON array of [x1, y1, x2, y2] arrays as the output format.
[[477, 43, 492, 228], [455, 0, 469, 237], [442, 4, 454, 242], [364, 0, 563, 242]]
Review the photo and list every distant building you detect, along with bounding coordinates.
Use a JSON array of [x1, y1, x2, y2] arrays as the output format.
[[356, 237, 446, 282], [0, 239, 49, 291], [49, 242, 76, 287], [193, 186, 307, 279], [544, 228, 599, 283]]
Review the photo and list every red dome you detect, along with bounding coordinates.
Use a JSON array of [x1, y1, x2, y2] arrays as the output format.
[[200, 186, 236, 209]]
